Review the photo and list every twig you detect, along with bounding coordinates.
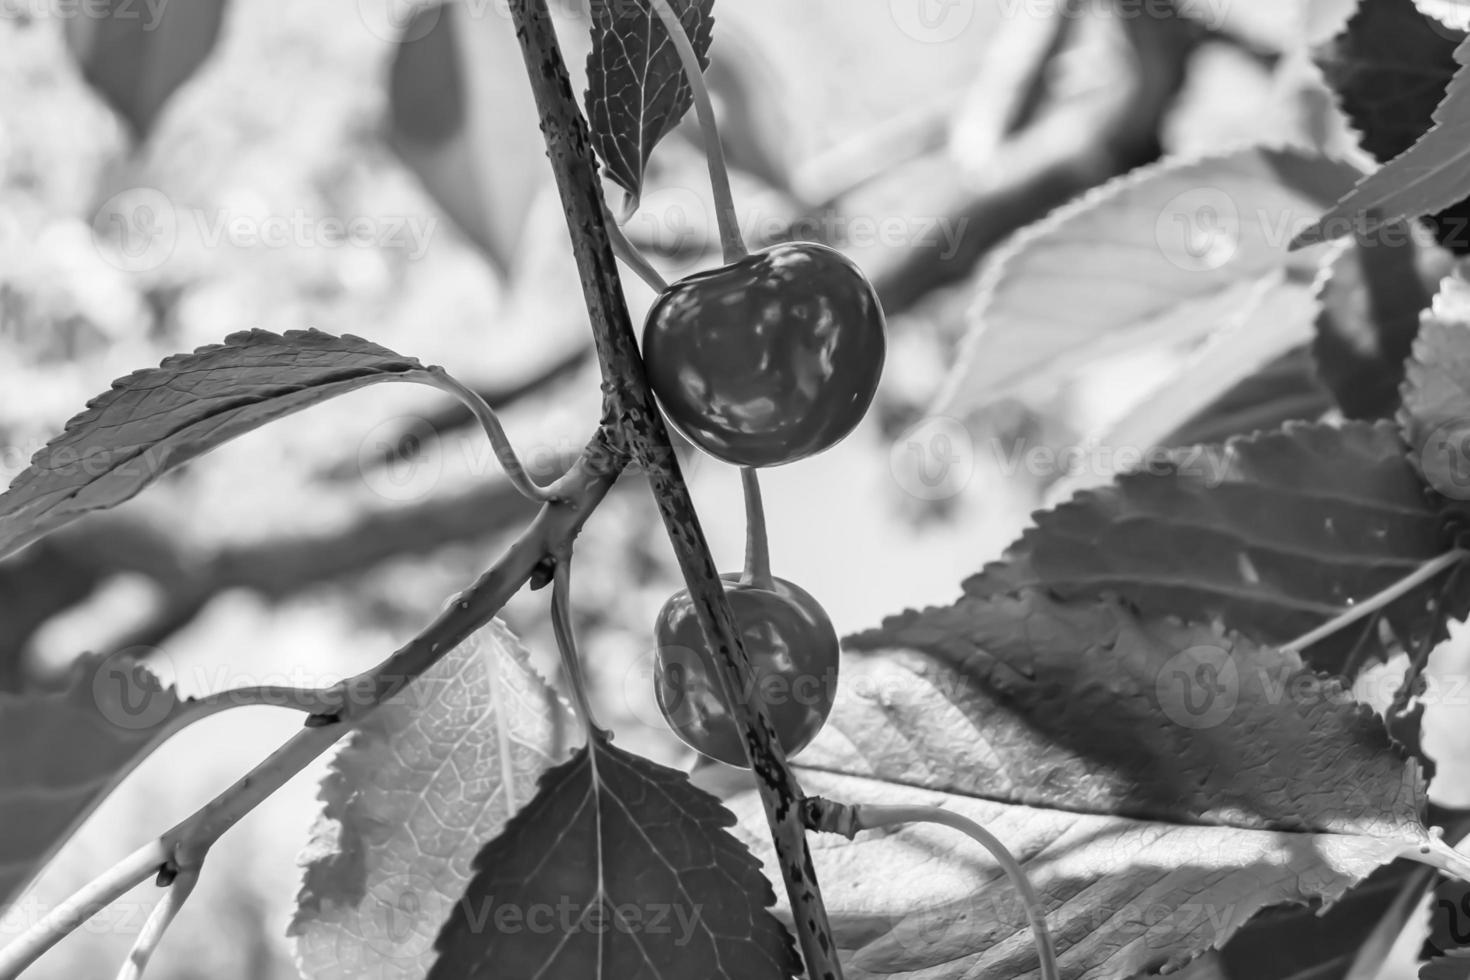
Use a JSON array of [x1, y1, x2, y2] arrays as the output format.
[[504, 4, 844, 976], [740, 467, 772, 588], [805, 798, 1058, 980], [551, 555, 603, 738], [607, 216, 670, 292], [115, 867, 200, 980], [646, 0, 745, 262], [1282, 550, 1468, 653], [0, 434, 624, 976], [424, 367, 555, 501], [0, 840, 168, 979]]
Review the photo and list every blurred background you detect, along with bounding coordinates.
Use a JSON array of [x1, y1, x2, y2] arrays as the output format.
[[2, 0, 1461, 977]]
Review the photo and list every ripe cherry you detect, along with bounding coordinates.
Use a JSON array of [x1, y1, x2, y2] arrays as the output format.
[[641, 242, 886, 468], [653, 573, 839, 767]]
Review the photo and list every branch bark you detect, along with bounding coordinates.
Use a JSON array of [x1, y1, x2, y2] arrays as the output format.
[[504, 3, 844, 976]]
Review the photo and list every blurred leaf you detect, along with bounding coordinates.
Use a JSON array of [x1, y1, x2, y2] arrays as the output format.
[[584, 0, 714, 210], [967, 421, 1454, 671], [1297, 29, 1470, 248], [65, 0, 228, 137], [429, 734, 798, 980], [1217, 862, 1429, 980], [0, 653, 185, 902], [1400, 274, 1470, 515], [1314, 230, 1453, 418], [388, 4, 544, 273], [722, 592, 1440, 980], [1425, 949, 1470, 978], [1165, 345, 1333, 447], [292, 622, 574, 980], [1314, 0, 1470, 253], [0, 330, 434, 561], [934, 147, 1360, 416], [1054, 269, 1320, 498]]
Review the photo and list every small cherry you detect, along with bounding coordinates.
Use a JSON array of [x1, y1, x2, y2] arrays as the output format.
[[652, 571, 840, 767]]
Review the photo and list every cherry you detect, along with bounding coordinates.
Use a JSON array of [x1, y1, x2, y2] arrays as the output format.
[[641, 242, 886, 468], [653, 573, 839, 767]]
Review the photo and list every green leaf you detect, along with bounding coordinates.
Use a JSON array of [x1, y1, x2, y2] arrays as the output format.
[[292, 622, 574, 980], [0, 653, 188, 902], [967, 421, 1451, 670], [1424, 949, 1470, 978], [1314, 229, 1452, 419], [1400, 274, 1470, 513], [934, 147, 1361, 416], [584, 0, 714, 210], [1313, 0, 1470, 254], [65, 0, 228, 137], [428, 736, 798, 980], [0, 330, 433, 561], [1164, 345, 1332, 447], [722, 593, 1443, 980], [1296, 31, 1470, 248]]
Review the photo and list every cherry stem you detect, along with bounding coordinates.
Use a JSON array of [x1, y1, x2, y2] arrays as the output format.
[[851, 804, 1059, 980], [605, 214, 670, 292], [646, 0, 746, 263], [741, 467, 774, 589], [1282, 549, 1467, 653], [427, 369, 554, 502], [552, 556, 606, 740], [115, 867, 199, 980]]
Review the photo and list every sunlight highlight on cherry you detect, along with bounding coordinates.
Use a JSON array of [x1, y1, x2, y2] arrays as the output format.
[[642, 241, 886, 468]]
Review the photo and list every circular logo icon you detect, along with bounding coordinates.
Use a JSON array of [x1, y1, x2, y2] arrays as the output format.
[[1156, 186, 1240, 272], [358, 415, 444, 502], [622, 184, 709, 277], [91, 647, 179, 730], [890, 416, 975, 500], [358, 0, 439, 43], [359, 873, 440, 962], [91, 187, 179, 274], [622, 642, 703, 731], [1155, 644, 1239, 730], [1420, 418, 1470, 500], [889, 0, 976, 42]]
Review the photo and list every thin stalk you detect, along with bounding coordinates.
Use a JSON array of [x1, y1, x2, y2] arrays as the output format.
[[853, 804, 1058, 980], [1282, 550, 1467, 653], [606, 214, 670, 292], [740, 467, 773, 589], [426, 368, 554, 502], [115, 868, 200, 980], [645, 0, 745, 263], [552, 557, 605, 738]]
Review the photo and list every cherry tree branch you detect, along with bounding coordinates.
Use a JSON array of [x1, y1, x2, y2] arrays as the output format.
[[0, 435, 624, 979], [503, 3, 844, 976]]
